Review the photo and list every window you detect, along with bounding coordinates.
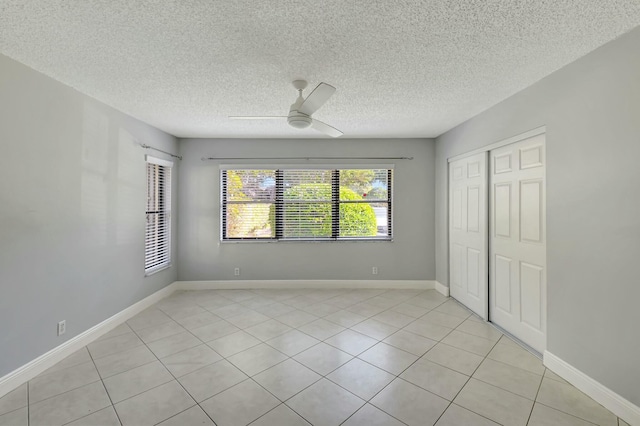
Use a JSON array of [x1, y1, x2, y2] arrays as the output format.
[[145, 156, 172, 274], [221, 167, 392, 241]]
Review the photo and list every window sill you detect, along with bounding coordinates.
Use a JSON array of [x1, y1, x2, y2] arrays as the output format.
[[220, 238, 393, 244], [145, 264, 172, 277]]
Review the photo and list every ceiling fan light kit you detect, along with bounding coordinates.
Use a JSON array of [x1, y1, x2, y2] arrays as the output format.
[[287, 114, 312, 129], [230, 80, 343, 137]]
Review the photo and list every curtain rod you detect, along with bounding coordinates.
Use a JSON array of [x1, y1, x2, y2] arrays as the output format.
[[140, 144, 182, 160], [202, 156, 413, 161]]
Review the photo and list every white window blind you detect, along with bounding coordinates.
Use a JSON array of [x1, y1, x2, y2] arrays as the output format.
[[222, 169, 276, 239], [279, 169, 333, 239], [145, 156, 172, 274], [221, 168, 392, 241]]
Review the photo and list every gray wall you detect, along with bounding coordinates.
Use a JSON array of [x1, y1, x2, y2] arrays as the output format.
[[177, 138, 435, 282], [435, 27, 640, 405], [0, 54, 179, 378]]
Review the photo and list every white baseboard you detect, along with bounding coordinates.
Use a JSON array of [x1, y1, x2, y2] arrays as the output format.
[[174, 280, 436, 290], [434, 281, 449, 297], [0, 282, 178, 399], [544, 351, 640, 425]]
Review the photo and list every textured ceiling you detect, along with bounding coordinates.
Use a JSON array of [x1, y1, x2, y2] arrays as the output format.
[[1, 1, 640, 138]]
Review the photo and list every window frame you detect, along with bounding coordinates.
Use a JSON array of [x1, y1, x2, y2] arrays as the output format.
[[220, 165, 393, 242], [145, 155, 173, 275]]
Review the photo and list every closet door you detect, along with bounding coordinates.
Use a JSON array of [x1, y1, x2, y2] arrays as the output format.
[[490, 134, 546, 352], [449, 153, 488, 319]]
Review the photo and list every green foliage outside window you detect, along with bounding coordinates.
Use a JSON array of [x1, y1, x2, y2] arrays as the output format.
[[337, 187, 377, 237], [269, 184, 377, 237], [225, 170, 274, 238]]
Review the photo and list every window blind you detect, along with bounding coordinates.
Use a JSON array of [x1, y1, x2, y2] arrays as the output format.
[[221, 168, 392, 241], [145, 157, 172, 273], [279, 169, 334, 239]]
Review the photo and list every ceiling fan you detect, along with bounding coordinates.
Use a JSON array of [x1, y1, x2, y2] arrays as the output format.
[[229, 80, 343, 137]]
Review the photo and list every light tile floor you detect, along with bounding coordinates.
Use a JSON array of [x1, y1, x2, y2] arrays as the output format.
[[0, 289, 630, 426]]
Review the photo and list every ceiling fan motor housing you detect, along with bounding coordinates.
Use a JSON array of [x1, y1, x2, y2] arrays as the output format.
[[287, 110, 312, 129]]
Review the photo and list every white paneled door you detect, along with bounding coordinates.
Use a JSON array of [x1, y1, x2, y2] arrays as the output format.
[[449, 153, 488, 319], [490, 134, 547, 352]]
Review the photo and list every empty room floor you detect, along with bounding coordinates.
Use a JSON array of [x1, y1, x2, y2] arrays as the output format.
[[0, 289, 627, 426]]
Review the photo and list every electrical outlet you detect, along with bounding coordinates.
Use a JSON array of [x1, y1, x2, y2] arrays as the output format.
[[57, 320, 66, 336], [234, 267, 240, 276], [372, 266, 378, 275]]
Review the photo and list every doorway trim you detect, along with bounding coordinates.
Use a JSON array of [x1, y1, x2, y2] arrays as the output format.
[[448, 126, 546, 164], [447, 126, 547, 351]]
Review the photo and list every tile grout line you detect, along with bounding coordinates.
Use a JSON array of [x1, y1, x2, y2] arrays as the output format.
[[525, 371, 546, 426], [427, 319, 502, 426], [26, 378, 29, 426], [23, 377, 104, 413], [23, 358, 107, 415], [532, 400, 603, 426], [331, 296, 465, 425], [171, 289, 328, 424], [126, 318, 213, 426], [134, 291, 442, 425], [247, 375, 316, 425], [338, 404, 409, 426], [205, 290, 320, 425], [480, 350, 544, 376], [0, 405, 28, 423], [244, 288, 439, 426], [277, 355, 368, 426], [436, 318, 570, 425], [332, 344, 438, 424], [156, 293, 240, 424], [244, 403, 295, 426], [150, 404, 206, 426], [293, 289, 452, 424], [85, 347, 123, 426]]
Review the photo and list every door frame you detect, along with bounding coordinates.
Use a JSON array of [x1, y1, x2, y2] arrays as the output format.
[[448, 126, 546, 164], [446, 125, 546, 335]]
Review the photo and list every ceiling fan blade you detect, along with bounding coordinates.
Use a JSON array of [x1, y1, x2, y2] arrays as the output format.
[[298, 83, 336, 115], [228, 116, 286, 120], [311, 119, 343, 138]]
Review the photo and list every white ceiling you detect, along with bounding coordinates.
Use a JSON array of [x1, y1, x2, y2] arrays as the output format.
[[1, 1, 640, 139]]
